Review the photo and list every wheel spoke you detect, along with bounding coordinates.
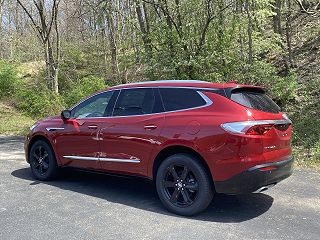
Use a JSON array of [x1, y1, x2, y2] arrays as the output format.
[[38, 146, 42, 158], [39, 164, 43, 173], [169, 189, 180, 203], [42, 152, 48, 159], [33, 152, 40, 159], [169, 166, 179, 180], [33, 162, 40, 169], [180, 166, 189, 180], [163, 181, 175, 188], [185, 182, 199, 191], [181, 190, 192, 204], [42, 161, 49, 170]]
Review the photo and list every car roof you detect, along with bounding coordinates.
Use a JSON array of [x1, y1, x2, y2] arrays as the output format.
[[108, 80, 261, 90]]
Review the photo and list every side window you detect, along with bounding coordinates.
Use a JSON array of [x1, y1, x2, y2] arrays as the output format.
[[71, 91, 114, 118], [159, 88, 206, 111], [113, 88, 155, 116]]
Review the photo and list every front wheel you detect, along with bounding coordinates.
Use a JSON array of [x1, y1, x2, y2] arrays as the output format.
[[29, 140, 59, 181], [156, 153, 214, 216]]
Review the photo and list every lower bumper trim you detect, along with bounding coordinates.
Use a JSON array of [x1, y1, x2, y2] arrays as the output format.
[[214, 156, 294, 195]]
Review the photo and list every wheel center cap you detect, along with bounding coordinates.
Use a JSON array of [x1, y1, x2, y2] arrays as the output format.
[[177, 182, 183, 188]]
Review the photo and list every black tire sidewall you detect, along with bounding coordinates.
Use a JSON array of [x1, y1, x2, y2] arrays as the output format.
[[156, 153, 214, 216], [29, 140, 59, 181]]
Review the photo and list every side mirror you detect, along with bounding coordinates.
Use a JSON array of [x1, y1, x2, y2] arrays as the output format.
[[61, 110, 71, 120]]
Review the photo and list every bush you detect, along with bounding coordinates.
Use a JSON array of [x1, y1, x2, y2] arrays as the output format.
[[0, 61, 21, 98], [235, 61, 298, 105], [63, 76, 107, 107], [314, 140, 320, 161], [16, 87, 65, 118]]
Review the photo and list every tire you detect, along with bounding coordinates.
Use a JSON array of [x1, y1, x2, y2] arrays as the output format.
[[29, 140, 59, 181], [156, 153, 214, 216]]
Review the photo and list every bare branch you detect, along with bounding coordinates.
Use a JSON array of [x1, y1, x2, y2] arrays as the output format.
[[16, 0, 43, 38]]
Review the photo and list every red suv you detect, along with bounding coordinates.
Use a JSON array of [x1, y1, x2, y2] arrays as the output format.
[[25, 80, 293, 216]]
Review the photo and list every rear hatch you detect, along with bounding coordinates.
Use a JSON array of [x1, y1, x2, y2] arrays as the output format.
[[229, 87, 292, 164]]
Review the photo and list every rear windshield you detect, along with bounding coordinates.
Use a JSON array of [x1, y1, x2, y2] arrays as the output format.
[[231, 91, 281, 113]]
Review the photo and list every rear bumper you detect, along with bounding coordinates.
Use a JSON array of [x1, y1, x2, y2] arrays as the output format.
[[214, 156, 294, 194]]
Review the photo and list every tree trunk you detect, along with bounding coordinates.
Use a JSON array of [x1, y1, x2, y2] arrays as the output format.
[[45, 41, 58, 93], [246, 0, 253, 64], [286, 0, 293, 66], [17, 0, 60, 93], [0, 0, 4, 32], [273, 0, 282, 35], [106, 10, 120, 83], [218, 0, 226, 74], [135, 0, 152, 58]]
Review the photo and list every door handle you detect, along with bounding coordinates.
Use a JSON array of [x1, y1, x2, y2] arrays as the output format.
[[88, 125, 98, 129], [144, 125, 157, 130]]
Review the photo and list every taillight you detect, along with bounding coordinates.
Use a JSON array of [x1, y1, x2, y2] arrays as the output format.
[[221, 119, 291, 135], [246, 124, 273, 135]]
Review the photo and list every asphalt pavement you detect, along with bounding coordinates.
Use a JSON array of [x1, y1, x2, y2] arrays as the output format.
[[0, 136, 319, 240]]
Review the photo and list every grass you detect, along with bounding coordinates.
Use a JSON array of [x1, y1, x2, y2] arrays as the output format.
[[0, 102, 35, 136], [293, 146, 320, 170]]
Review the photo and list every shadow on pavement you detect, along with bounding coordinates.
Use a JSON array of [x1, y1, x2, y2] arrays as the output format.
[[11, 167, 274, 222]]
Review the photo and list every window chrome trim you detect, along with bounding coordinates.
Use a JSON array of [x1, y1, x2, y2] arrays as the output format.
[[63, 155, 140, 163], [68, 86, 213, 119], [106, 89, 212, 118]]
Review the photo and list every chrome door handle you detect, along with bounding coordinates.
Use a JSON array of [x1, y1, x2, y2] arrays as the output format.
[[88, 125, 98, 129], [144, 125, 157, 130]]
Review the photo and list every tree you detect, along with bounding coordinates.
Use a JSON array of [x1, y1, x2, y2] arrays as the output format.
[[246, 0, 253, 64], [273, 0, 282, 35], [0, 0, 4, 32], [286, 0, 293, 66], [16, 0, 61, 93]]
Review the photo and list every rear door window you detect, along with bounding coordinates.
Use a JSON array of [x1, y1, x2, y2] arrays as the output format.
[[231, 90, 281, 113], [159, 88, 206, 112], [113, 88, 155, 116]]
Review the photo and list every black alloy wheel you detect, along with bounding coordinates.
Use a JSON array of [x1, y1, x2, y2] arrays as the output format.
[[29, 140, 59, 181], [156, 153, 214, 216], [163, 164, 199, 207], [31, 145, 50, 175]]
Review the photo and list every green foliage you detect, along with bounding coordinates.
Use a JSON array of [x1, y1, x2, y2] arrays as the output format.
[[289, 76, 320, 148], [63, 76, 107, 108], [0, 60, 21, 98], [314, 140, 320, 160], [16, 86, 65, 118]]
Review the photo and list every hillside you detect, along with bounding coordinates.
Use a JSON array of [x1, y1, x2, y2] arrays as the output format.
[[0, 1, 319, 168]]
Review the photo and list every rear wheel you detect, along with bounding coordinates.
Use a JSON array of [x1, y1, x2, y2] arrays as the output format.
[[29, 140, 59, 181], [156, 153, 214, 216]]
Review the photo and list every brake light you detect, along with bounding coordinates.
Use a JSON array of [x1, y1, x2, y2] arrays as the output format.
[[246, 124, 273, 135], [221, 119, 292, 135]]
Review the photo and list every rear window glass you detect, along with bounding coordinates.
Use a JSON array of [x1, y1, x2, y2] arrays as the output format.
[[231, 91, 281, 113], [159, 88, 206, 112]]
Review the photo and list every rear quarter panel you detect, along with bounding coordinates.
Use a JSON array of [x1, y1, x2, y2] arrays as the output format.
[[148, 92, 255, 181]]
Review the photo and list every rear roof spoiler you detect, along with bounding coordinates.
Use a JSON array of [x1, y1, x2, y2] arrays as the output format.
[[223, 86, 266, 99]]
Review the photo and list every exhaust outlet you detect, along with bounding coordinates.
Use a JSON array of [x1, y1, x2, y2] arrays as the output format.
[[253, 183, 276, 193]]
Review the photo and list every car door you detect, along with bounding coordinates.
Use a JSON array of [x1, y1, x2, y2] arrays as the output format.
[[54, 90, 116, 170], [99, 88, 165, 176]]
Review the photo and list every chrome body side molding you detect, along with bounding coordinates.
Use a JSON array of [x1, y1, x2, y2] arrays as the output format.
[[46, 127, 65, 132], [63, 155, 140, 163]]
